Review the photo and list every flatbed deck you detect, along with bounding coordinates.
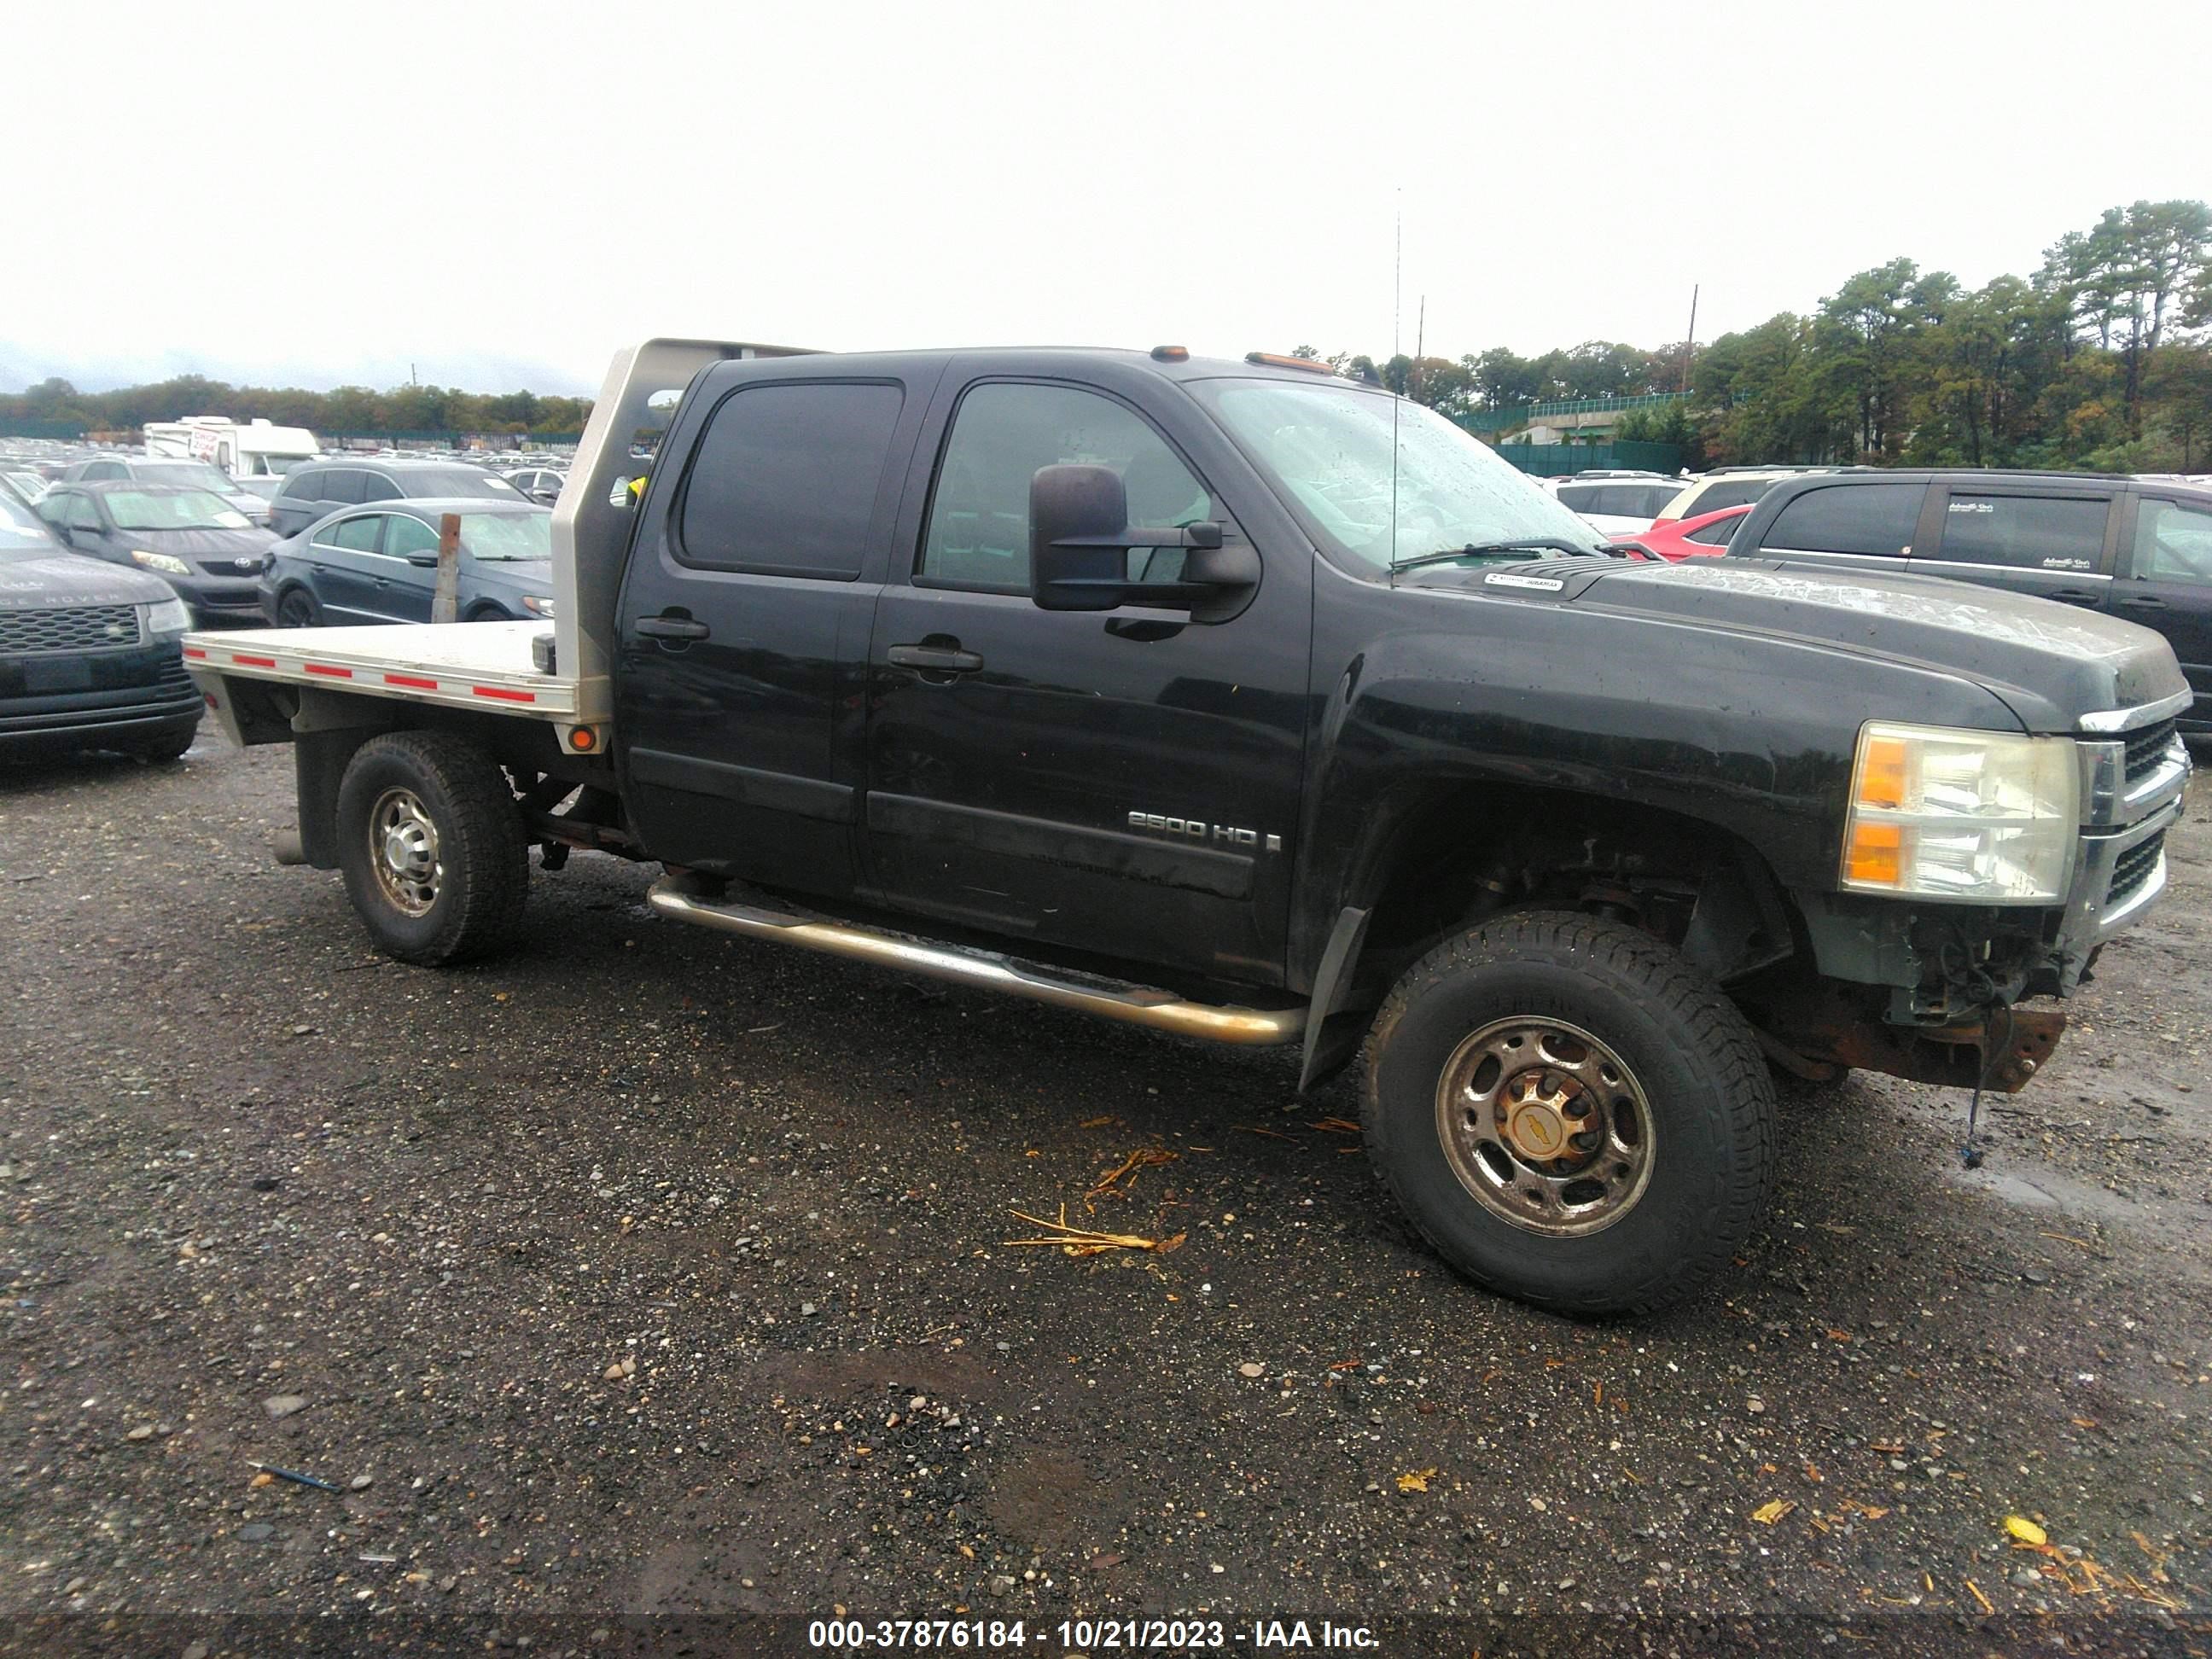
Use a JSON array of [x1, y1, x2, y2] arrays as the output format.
[[183, 620, 579, 722]]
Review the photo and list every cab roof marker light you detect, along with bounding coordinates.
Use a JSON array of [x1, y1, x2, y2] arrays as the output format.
[[1150, 345, 1189, 362]]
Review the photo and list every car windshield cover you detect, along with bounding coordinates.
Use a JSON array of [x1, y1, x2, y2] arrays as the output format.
[[137, 463, 236, 492], [1193, 378, 1607, 573], [461, 512, 552, 561], [410, 470, 521, 498], [105, 490, 253, 531], [0, 492, 52, 553]]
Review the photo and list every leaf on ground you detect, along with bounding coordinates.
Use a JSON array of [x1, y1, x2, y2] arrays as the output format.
[[1751, 1499, 1796, 1526], [1080, 1116, 1118, 1129], [2005, 1515, 2048, 1547], [1396, 1468, 1437, 1493]]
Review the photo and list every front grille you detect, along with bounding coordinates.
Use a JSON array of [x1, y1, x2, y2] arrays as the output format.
[[2124, 719, 2177, 784], [198, 557, 264, 575], [0, 606, 142, 654], [2108, 830, 2165, 908]]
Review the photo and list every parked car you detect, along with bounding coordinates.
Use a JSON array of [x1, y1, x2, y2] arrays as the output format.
[[265, 459, 527, 538], [5, 469, 47, 504], [0, 487, 201, 761], [1609, 503, 1753, 562], [505, 466, 567, 505], [1546, 472, 1685, 538], [34, 481, 276, 624], [60, 457, 273, 524], [1724, 470, 2212, 730], [259, 498, 555, 626], [1653, 466, 1857, 528]]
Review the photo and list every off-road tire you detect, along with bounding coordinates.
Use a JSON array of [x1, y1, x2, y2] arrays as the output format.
[[1361, 910, 1775, 1317], [335, 731, 527, 965]]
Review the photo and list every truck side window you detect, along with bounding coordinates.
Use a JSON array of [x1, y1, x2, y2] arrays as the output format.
[[678, 381, 905, 580], [1937, 493, 2109, 571], [2132, 498, 2212, 584], [921, 382, 1209, 593], [1762, 483, 1922, 558]]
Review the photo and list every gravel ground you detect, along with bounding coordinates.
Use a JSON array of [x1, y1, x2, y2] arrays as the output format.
[[2, 732, 2209, 1656]]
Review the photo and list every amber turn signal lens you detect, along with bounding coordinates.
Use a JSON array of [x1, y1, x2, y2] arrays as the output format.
[[1844, 821, 1903, 886], [1857, 734, 1907, 810], [569, 727, 597, 753]]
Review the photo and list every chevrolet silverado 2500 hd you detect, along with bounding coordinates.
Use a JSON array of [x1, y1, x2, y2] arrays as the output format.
[[184, 339, 2192, 1314]]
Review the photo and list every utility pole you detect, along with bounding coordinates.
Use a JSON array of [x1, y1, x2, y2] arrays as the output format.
[[1681, 285, 1699, 394]]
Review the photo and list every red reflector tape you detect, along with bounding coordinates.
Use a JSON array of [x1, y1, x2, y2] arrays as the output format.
[[471, 685, 537, 703], [384, 672, 439, 690], [232, 654, 276, 668], [183, 647, 207, 660], [303, 663, 352, 678]]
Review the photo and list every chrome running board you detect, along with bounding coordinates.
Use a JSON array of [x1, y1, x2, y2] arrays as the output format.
[[647, 876, 1305, 1046]]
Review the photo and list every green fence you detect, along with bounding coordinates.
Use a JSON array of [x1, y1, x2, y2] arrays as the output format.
[[0, 419, 89, 439], [1494, 441, 1684, 477], [1460, 391, 1687, 436], [323, 430, 583, 447]]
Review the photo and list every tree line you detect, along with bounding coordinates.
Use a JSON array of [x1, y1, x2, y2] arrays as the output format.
[[1295, 199, 2212, 474], [0, 374, 593, 439]]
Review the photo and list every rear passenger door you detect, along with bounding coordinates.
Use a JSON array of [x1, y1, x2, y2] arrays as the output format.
[[1753, 480, 1928, 579], [614, 369, 928, 900], [2114, 493, 2212, 725], [307, 512, 393, 623], [1913, 484, 2117, 607]]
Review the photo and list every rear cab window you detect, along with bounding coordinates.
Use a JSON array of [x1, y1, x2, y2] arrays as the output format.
[[678, 381, 906, 579], [1761, 482, 1925, 558], [1932, 489, 2112, 573]]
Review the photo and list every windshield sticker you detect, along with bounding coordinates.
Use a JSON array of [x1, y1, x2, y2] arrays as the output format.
[[1485, 571, 1567, 592]]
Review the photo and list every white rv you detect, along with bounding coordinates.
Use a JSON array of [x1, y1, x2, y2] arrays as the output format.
[[143, 416, 319, 481]]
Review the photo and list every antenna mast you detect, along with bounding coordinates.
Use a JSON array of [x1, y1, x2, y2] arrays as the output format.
[[1388, 194, 1402, 583]]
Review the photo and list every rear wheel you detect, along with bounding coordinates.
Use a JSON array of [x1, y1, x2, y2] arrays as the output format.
[[1361, 910, 1775, 1316], [276, 587, 322, 627], [335, 731, 527, 964]]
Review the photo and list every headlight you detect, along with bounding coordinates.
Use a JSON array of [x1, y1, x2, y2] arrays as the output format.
[[141, 597, 191, 635], [1841, 721, 2077, 904], [521, 594, 556, 618], [131, 550, 194, 576]]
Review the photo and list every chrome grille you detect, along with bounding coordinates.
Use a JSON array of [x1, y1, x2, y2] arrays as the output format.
[[0, 606, 142, 655], [2108, 830, 2165, 908], [2123, 719, 2177, 785]]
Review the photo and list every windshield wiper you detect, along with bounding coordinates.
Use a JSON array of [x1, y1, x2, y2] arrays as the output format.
[[1388, 537, 1595, 574]]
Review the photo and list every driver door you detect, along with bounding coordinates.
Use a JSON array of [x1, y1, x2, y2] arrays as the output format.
[[861, 375, 1310, 982]]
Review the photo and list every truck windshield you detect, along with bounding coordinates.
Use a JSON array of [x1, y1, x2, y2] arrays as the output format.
[[460, 512, 552, 561], [1193, 377, 1608, 574], [105, 490, 252, 532]]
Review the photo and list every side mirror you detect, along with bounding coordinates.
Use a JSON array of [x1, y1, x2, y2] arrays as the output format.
[[1028, 463, 1253, 620]]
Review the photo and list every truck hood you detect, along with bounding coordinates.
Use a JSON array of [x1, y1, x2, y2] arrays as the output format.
[[1411, 555, 2186, 732], [0, 550, 178, 608]]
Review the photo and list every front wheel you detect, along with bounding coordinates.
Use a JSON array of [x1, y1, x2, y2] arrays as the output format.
[[1361, 910, 1775, 1317], [335, 731, 528, 964]]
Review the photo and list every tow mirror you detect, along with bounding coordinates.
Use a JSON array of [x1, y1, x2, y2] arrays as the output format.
[[1027, 464, 1253, 620]]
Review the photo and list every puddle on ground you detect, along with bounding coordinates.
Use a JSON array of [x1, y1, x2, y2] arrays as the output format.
[[1946, 1161, 2141, 1222]]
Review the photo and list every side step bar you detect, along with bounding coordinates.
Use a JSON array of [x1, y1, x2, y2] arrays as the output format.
[[646, 876, 1306, 1047]]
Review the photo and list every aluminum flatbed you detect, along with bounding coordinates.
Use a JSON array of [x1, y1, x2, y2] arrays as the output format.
[[185, 620, 574, 724]]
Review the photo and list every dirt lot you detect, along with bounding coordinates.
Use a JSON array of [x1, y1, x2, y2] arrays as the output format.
[[2, 733, 2209, 1655]]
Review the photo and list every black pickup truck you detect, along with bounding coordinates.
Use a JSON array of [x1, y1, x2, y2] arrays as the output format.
[[187, 339, 2192, 1315]]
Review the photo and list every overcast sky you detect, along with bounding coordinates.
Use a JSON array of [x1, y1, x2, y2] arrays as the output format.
[[6, 0, 2205, 394]]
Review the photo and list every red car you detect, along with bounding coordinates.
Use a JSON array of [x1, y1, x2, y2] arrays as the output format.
[[1610, 503, 1751, 562]]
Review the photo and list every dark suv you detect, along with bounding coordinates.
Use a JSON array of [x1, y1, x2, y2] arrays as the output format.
[[1726, 471, 2212, 730], [267, 459, 525, 538]]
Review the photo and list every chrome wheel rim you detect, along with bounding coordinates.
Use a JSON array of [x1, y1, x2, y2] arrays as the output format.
[[369, 787, 441, 917], [1434, 1016, 1656, 1237]]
